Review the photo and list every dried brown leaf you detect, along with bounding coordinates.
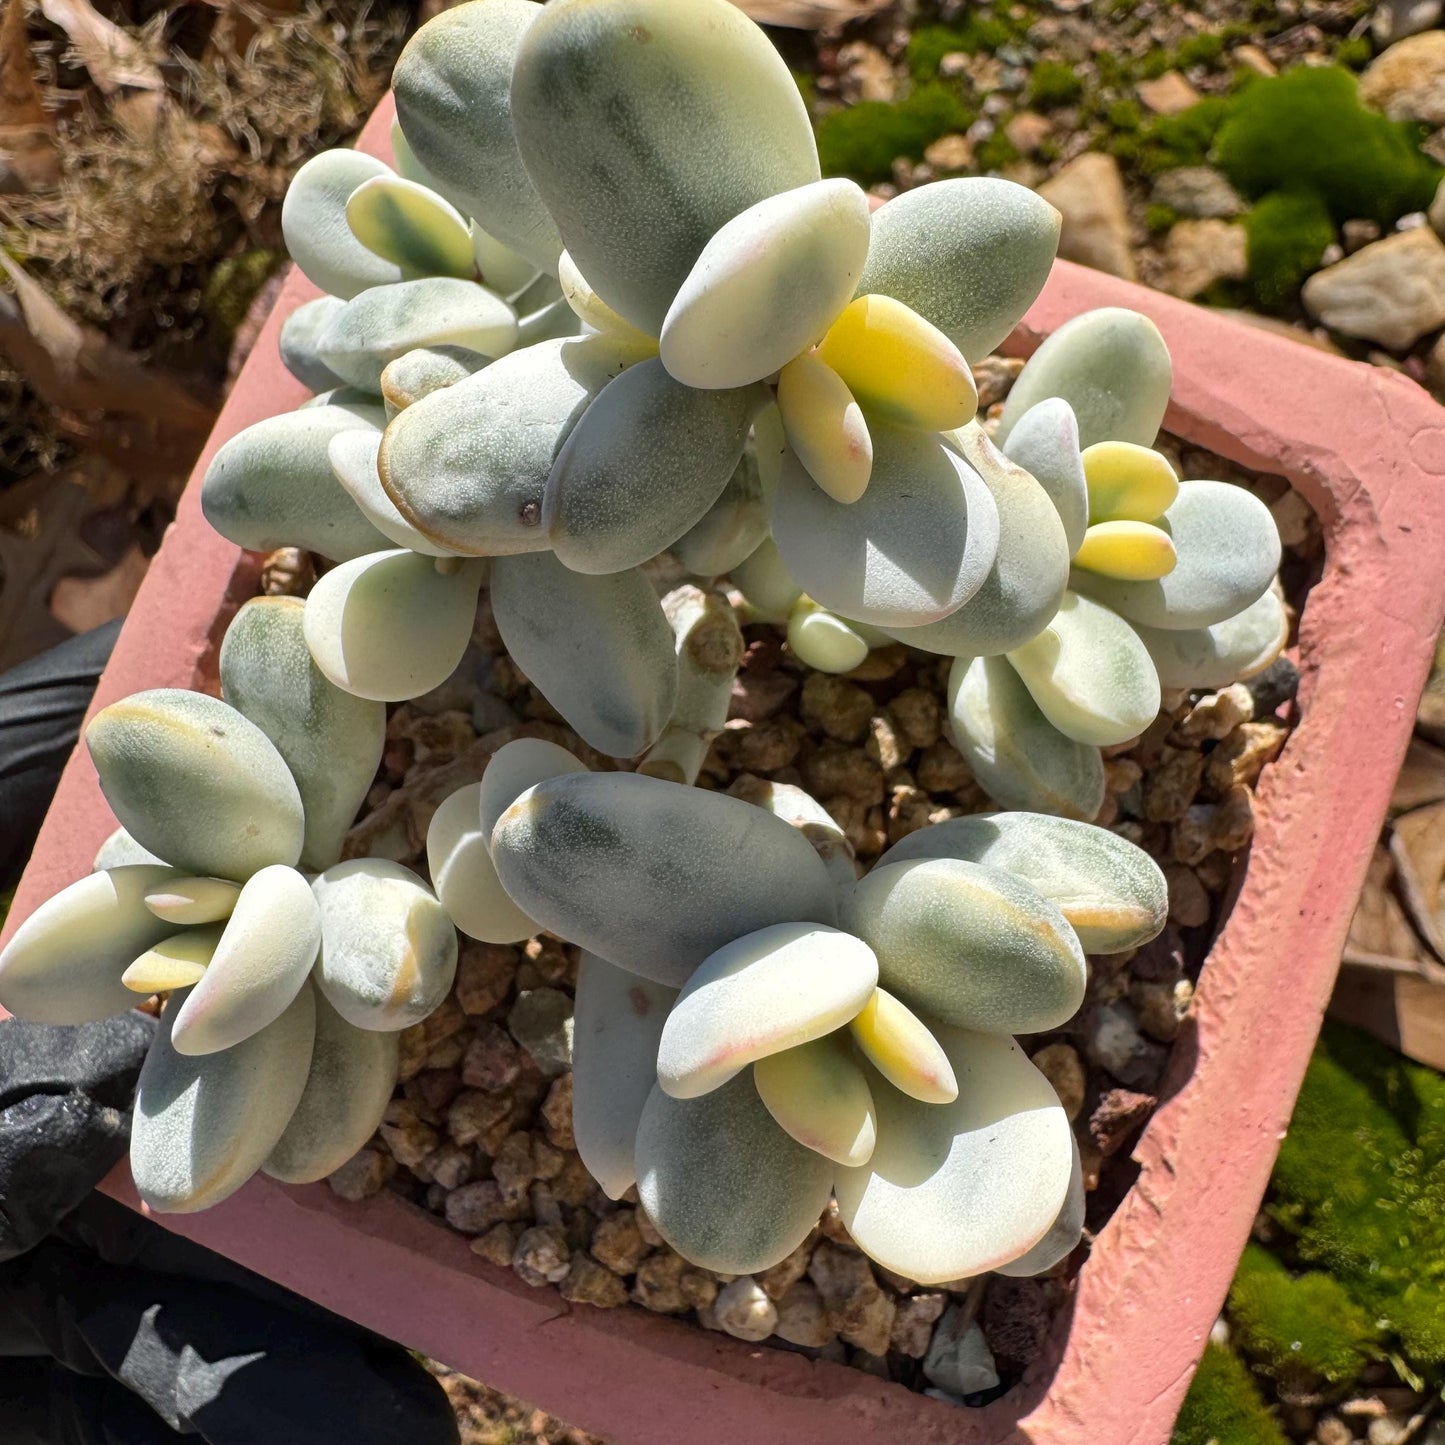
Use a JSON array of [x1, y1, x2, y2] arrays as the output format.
[[39, 0, 163, 93], [0, 0, 58, 191]]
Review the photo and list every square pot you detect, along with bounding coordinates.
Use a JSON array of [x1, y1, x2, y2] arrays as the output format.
[[7, 99, 1445, 1444]]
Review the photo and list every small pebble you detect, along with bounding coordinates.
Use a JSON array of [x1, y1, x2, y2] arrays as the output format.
[[1132, 977, 1193, 1043], [1088, 1088, 1157, 1156], [590, 1210, 649, 1275], [774, 1281, 834, 1347], [445, 1180, 528, 1235], [1029, 1042, 1086, 1121], [632, 1251, 692, 1314], [916, 737, 970, 792], [1163, 863, 1211, 928], [470, 1222, 520, 1267], [512, 1225, 571, 1287], [508, 988, 574, 1077], [559, 1252, 628, 1309], [923, 1306, 999, 1396], [890, 1292, 947, 1358], [462, 1022, 524, 1091], [540, 1074, 575, 1150], [758, 1235, 816, 1299], [809, 1242, 896, 1356], [1143, 746, 1205, 822], [1205, 721, 1287, 794], [1086, 1001, 1168, 1089], [327, 1148, 393, 1202], [800, 673, 874, 743], [713, 1277, 779, 1342], [1245, 657, 1299, 716]]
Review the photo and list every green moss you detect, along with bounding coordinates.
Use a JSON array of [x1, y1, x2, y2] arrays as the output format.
[[1029, 61, 1083, 110], [1130, 96, 1231, 175], [1333, 36, 1373, 70], [974, 129, 1020, 173], [202, 249, 284, 336], [792, 69, 815, 112], [1269, 1022, 1445, 1375], [1171, 1342, 1288, 1445], [1145, 203, 1180, 234], [1214, 64, 1440, 226], [1108, 98, 1145, 132], [816, 83, 974, 185], [1175, 33, 1226, 70], [1244, 189, 1335, 309], [906, 15, 1018, 79], [1229, 1243, 1379, 1386]]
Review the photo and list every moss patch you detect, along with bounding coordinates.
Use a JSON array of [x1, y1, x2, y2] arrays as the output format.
[[816, 83, 974, 185], [1171, 1342, 1289, 1445], [1213, 64, 1440, 226], [1243, 190, 1335, 310]]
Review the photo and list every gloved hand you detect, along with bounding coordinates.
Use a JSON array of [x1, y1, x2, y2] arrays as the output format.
[[0, 625, 459, 1445]]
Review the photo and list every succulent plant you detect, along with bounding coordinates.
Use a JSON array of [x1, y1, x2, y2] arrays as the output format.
[[0, 598, 456, 1212], [732, 308, 1287, 817], [431, 739, 1165, 1282]]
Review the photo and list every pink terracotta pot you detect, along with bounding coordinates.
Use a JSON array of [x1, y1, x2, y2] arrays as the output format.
[[7, 98, 1445, 1443]]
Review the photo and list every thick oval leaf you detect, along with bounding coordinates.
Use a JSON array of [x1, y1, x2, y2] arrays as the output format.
[[1007, 590, 1161, 748], [843, 857, 1086, 1035], [772, 421, 1000, 628], [731, 775, 858, 895], [1000, 397, 1089, 554], [815, 294, 976, 432], [1070, 480, 1282, 631], [132, 985, 315, 1214], [220, 596, 386, 872], [264, 989, 400, 1184], [994, 1132, 1085, 1277], [345, 174, 474, 279], [635, 1071, 834, 1273], [281, 149, 402, 299], [947, 655, 1105, 820], [660, 178, 870, 389], [479, 738, 589, 840], [123, 927, 220, 995], [1074, 520, 1177, 581], [656, 921, 878, 1098], [378, 335, 633, 556], [87, 691, 304, 882], [426, 782, 538, 944], [996, 307, 1173, 450], [327, 429, 451, 556], [279, 296, 346, 393], [558, 250, 661, 348], [1082, 439, 1179, 524], [836, 1029, 1073, 1283], [754, 1036, 877, 1166], [490, 771, 838, 986], [776, 353, 872, 505], [856, 178, 1061, 360], [787, 599, 872, 675], [848, 986, 957, 1104], [302, 550, 485, 703], [171, 864, 320, 1056], [489, 551, 677, 758], [317, 277, 516, 392], [379, 345, 488, 417], [93, 828, 165, 871], [1132, 585, 1288, 690], [544, 357, 760, 574], [472, 223, 540, 301], [143, 877, 238, 927], [730, 535, 802, 621], [392, 0, 563, 269], [572, 952, 678, 1198], [313, 859, 458, 1030], [0, 865, 177, 1024], [884, 423, 1069, 658], [880, 811, 1167, 954], [510, 0, 820, 334], [672, 444, 771, 576], [389, 114, 474, 216], [201, 405, 392, 563]]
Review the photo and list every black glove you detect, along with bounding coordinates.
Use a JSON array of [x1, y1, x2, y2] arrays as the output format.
[[0, 627, 459, 1444]]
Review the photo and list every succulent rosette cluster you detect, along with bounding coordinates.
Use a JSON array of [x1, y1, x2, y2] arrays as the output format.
[[196, 0, 1070, 763], [734, 308, 1288, 817], [428, 739, 1168, 1282], [0, 598, 458, 1213]]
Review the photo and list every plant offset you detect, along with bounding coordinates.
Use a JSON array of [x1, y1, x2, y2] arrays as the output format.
[[1, 0, 1289, 1342]]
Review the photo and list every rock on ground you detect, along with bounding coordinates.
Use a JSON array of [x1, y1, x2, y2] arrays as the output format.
[[1301, 227, 1445, 350], [1151, 166, 1245, 220], [1360, 30, 1445, 125], [1160, 219, 1248, 299], [1038, 152, 1137, 282]]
